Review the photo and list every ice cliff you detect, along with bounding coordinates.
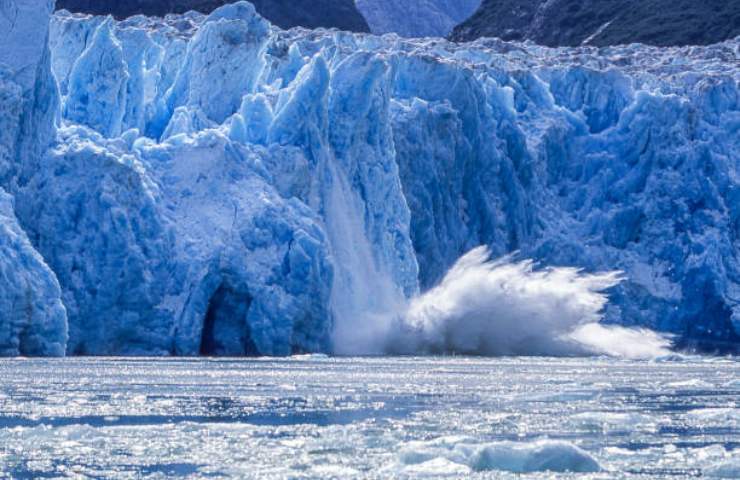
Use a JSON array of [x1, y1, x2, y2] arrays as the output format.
[[0, 0, 66, 356], [0, 1, 738, 356]]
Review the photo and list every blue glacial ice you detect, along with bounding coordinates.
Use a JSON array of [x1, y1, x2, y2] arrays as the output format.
[[397, 437, 601, 474], [0, 190, 67, 356], [0, 1, 738, 356], [0, 0, 66, 356]]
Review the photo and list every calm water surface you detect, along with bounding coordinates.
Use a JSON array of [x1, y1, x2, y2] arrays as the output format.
[[0, 357, 738, 478]]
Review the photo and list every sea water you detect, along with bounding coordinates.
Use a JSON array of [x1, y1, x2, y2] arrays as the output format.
[[0, 357, 737, 479]]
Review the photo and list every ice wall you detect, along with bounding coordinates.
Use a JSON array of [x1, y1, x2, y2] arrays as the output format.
[[0, 0, 58, 187], [0, 190, 67, 356], [0, 0, 67, 356], [1, 2, 738, 356]]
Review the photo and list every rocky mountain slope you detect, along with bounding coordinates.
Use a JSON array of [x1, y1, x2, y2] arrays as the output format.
[[356, 0, 480, 37], [55, 0, 370, 32], [451, 0, 740, 46]]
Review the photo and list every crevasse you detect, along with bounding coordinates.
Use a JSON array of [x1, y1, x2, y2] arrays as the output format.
[[0, 1, 738, 356]]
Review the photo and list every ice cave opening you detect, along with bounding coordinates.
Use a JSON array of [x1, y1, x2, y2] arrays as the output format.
[[199, 283, 258, 356]]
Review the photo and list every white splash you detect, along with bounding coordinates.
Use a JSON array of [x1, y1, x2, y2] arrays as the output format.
[[385, 247, 671, 359], [569, 323, 672, 359]]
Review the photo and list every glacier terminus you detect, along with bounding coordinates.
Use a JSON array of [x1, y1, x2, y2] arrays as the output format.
[[0, 0, 738, 357]]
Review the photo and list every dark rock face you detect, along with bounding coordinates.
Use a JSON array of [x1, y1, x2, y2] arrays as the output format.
[[55, 0, 371, 32], [450, 0, 740, 47]]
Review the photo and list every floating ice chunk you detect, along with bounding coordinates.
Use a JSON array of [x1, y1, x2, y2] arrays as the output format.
[[706, 458, 740, 479], [401, 457, 471, 475], [571, 412, 656, 433], [665, 379, 715, 390], [686, 408, 740, 427], [397, 437, 601, 474], [724, 379, 740, 389], [469, 440, 601, 473]]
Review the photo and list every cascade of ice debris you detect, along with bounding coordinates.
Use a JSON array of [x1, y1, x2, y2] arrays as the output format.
[[326, 160, 406, 355], [0, 1, 738, 357]]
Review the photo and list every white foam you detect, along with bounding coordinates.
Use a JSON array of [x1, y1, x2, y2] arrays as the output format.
[[386, 247, 670, 359], [569, 323, 672, 359]]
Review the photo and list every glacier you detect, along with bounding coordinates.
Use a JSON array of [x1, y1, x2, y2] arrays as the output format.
[[0, 0, 66, 356], [0, 189, 67, 356], [0, 1, 738, 356]]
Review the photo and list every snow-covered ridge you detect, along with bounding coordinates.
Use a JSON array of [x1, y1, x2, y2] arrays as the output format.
[[356, 0, 481, 37], [1, 1, 738, 356], [55, 0, 371, 32]]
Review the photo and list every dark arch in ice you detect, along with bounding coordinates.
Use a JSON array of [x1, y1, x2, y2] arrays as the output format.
[[199, 283, 258, 356]]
